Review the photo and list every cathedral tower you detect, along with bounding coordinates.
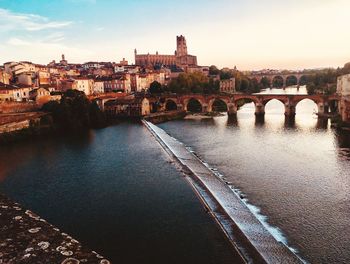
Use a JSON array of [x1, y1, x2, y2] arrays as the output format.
[[176, 35, 188, 57]]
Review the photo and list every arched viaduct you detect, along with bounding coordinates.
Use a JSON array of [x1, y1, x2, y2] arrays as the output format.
[[152, 94, 340, 117], [248, 73, 312, 88]]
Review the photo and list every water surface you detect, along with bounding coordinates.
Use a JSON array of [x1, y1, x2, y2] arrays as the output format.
[[0, 122, 242, 264], [159, 88, 350, 263]]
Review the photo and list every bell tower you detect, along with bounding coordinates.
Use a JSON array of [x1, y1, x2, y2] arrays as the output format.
[[176, 35, 188, 57]]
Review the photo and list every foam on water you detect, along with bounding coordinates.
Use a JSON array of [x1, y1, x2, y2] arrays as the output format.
[[185, 144, 305, 259]]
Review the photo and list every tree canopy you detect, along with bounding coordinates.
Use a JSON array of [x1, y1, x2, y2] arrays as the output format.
[[42, 89, 107, 131], [166, 72, 219, 94]]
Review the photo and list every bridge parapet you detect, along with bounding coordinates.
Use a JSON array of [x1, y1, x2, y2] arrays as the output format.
[[149, 93, 340, 117]]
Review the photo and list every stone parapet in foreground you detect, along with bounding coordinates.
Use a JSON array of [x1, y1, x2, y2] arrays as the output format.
[[0, 194, 110, 264]]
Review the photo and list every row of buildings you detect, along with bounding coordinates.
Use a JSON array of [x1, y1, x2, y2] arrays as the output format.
[[0, 35, 236, 104], [0, 58, 168, 101]]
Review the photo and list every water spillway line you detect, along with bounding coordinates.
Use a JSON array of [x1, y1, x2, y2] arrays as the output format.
[[142, 119, 304, 264]]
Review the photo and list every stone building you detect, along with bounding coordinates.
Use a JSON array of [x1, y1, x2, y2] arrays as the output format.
[[134, 35, 197, 68], [220, 78, 236, 94], [0, 83, 32, 102], [105, 96, 150, 117], [337, 74, 350, 123], [72, 78, 94, 95]]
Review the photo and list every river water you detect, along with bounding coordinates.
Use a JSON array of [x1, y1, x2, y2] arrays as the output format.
[[0, 122, 243, 264], [159, 87, 350, 264]]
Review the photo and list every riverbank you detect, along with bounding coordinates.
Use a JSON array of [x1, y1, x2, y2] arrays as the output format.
[[144, 110, 186, 124], [0, 194, 109, 263], [143, 120, 303, 264], [0, 112, 54, 144], [184, 112, 225, 120]]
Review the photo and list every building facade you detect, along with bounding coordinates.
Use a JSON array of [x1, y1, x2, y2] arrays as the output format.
[[72, 78, 94, 95], [220, 78, 236, 94], [337, 74, 350, 123], [0, 83, 32, 102], [134, 35, 197, 68]]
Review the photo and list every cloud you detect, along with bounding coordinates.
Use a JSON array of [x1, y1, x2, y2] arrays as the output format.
[[0, 8, 72, 32], [94, 27, 105, 31], [3, 36, 94, 63]]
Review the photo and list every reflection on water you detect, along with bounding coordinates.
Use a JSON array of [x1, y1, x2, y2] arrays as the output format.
[[256, 86, 308, 95], [0, 123, 241, 264], [159, 89, 350, 264]]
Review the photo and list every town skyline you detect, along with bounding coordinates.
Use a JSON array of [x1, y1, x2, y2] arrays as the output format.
[[1, 0, 350, 70]]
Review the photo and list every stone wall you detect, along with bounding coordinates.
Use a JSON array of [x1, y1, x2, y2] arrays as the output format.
[[0, 119, 31, 134], [0, 194, 110, 263], [339, 96, 350, 123], [0, 102, 39, 114]]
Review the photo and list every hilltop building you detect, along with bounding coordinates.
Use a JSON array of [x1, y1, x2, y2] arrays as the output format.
[[134, 35, 197, 68]]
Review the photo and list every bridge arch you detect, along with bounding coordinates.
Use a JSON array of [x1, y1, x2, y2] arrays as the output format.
[[295, 98, 319, 115], [264, 99, 286, 115], [299, 75, 309, 86], [260, 76, 271, 88], [262, 98, 286, 106], [185, 98, 203, 113], [286, 75, 298, 86], [208, 98, 229, 112], [165, 99, 178, 111], [272, 75, 284, 88], [234, 96, 259, 106], [234, 96, 266, 115]]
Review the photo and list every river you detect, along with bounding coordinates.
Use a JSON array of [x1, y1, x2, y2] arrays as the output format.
[[0, 122, 243, 264], [0, 87, 349, 263], [158, 87, 350, 263]]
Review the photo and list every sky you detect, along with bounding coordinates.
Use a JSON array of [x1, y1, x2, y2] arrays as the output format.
[[0, 0, 349, 70]]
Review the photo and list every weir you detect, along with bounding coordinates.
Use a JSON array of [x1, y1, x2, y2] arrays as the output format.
[[143, 120, 303, 264]]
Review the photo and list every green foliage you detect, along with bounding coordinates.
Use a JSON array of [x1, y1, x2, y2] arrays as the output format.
[[260, 77, 271, 88], [272, 76, 284, 88], [168, 72, 211, 94], [209, 65, 220, 75], [306, 83, 316, 95], [42, 89, 107, 131], [220, 71, 233, 80], [286, 76, 298, 86], [303, 67, 348, 95]]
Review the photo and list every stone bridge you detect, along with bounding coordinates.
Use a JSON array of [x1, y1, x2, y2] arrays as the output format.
[[247, 73, 312, 88], [151, 93, 340, 117]]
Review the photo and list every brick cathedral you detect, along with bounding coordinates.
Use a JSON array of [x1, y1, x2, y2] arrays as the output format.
[[134, 35, 197, 68]]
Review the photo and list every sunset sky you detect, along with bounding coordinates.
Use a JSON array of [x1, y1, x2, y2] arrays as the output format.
[[1, 0, 349, 70]]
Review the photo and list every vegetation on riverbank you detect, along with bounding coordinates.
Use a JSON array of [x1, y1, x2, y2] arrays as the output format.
[[304, 66, 350, 95], [42, 89, 108, 131], [147, 63, 350, 96]]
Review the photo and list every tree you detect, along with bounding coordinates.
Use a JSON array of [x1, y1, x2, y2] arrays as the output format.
[[209, 65, 220, 75], [260, 77, 271, 88], [220, 71, 233, 80], [149, 81, 163, 94], [89, 101, 107, 128], [168, 72, 209, 94], [42, 89, 107, 131], [306, 83, 316, 95]]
